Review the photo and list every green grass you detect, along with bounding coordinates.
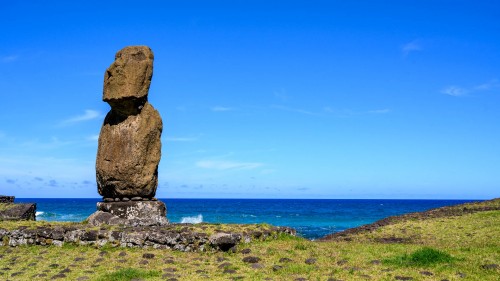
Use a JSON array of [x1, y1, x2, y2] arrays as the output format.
[[96, 268, 161, 281], [1, 199, 499, 280], [384, 247, 456, 267]]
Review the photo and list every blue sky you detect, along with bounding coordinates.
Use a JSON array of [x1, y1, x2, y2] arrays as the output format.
[[1, 0, 499, 199]]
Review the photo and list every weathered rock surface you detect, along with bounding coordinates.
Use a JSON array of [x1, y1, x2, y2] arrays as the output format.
[[87, 201, 168, 227], [96, 103, 162, 198], [0, 203, 36, 221], [103, 46, 154, 113], [96, 45, 162, 199], [0, 224, 296, 252]]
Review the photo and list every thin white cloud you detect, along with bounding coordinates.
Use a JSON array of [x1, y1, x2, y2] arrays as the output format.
[[1, 55, 19, 63], [402, 40, 422, 56], [442, 86, 468, 97], [441, 80, 499, 97], [61, 109, 101, 125], [196, 160, 263, 170], [473, 79, 500, 91], [211, 106, 235, 112]]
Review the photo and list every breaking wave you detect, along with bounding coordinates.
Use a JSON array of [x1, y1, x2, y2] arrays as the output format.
[[180, 214, 203, 224]]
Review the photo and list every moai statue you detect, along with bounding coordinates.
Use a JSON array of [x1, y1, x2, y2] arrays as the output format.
[[89, 46, 168, 226]]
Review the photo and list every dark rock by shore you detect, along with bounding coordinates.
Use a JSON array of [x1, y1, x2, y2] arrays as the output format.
[[0, 196, 36, 221], [0, 195, 15, 203]]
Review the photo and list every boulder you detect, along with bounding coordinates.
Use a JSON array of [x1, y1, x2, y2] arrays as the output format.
[[0, 203, 36, 221], [209, 232, 242, 252]]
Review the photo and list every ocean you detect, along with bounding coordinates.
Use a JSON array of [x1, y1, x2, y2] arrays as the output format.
[[16, 198, 478, 240]]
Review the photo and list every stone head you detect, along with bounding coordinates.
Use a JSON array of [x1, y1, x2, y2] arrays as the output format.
[[103, 46, 154, 115]]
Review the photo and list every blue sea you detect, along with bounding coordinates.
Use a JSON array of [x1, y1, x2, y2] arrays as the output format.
[[16, 198, 478, 240]]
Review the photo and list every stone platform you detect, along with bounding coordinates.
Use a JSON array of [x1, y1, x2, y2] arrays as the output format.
[[87, 200, 168, 227]]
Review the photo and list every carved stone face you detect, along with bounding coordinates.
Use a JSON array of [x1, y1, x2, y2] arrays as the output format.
[[103, 46, 154, 116]]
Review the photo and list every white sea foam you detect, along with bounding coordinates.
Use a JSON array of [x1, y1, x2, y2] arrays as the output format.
[[35, 211, 44, 216], [180, 214, 203, 224]]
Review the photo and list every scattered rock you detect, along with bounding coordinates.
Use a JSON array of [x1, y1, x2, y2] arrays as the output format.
[[242, 256, 261, 263], [142, 253, 155, 259], [49, 264, 59, 268], [457, 272, 466, 278], [223, 269, 236, 274], [52, 273, 67, 279], [74, 257, 85, 262], [279, 257, 292, 263], [295, 278, 307, 281], [139, 260, 148, 265], [419, 271, 433, 276], [163, 268, 177, 272], [59, 268, 71, 273], [305, 258, 317, 265], [94, 258, 104, 263], [118, 251, 127, 257], [481, 264, 499, 270], [369, 260, 381, 265], [218, 262, 233, 269], [337, 259, 348, 265], [240, 248, 251, 254], [76, 277, 90, 281], [272, 265, 283, 271], [251, 263, 264, 269]]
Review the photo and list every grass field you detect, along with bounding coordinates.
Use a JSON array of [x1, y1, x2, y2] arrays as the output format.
[[1, 200, 499, 280]]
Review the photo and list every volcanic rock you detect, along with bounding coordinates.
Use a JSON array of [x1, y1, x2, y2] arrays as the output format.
[[96, 103, 162, 198], [103, 46, 154, 115], [96, 46, 162, 199], [0, 202, 36, 221]]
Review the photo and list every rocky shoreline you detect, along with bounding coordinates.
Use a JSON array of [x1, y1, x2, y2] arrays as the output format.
[[0, 223, 295, 252], [320, 198, 500, 241]]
